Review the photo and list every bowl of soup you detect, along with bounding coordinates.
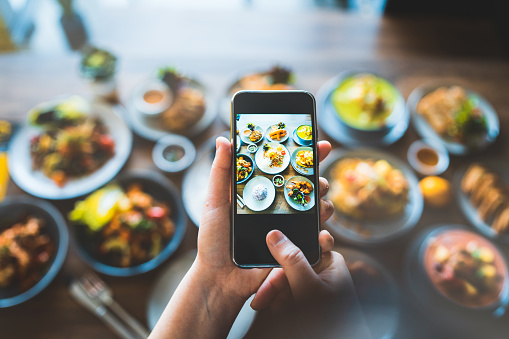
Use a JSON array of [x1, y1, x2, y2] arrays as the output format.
[[295, 125, 313, 145], [133, 79, 173, 117]]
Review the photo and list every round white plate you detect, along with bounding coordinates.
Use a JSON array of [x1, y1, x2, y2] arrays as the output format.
[[254, 142, 290, 174], [265, 125, 289, 143], [240, 125, 263, 144], [236, 135, 241, 153], [125, 78, 217, 141], [9, 101, 132, 200], [291, 147, 314, 176], [242, 176, 276, 212], [283, 176, 315, 211], [147, 251, 257, 339]]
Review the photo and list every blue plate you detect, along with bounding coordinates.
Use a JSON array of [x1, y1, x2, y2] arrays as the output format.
[[236, 153, 255, 184], [71, 170, 187, 276], [0, 196, 69, 308]]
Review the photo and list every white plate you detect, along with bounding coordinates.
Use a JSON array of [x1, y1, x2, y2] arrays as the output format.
[[283, 176, 315, 211], [9, 101, 132, 200], [236, 135, 241, 153], [291, 147, 314, 176], [182, 132, 229, 227], [254, 142, 290, 174], [242, 176, 276, 212], [265, 124, 289, 143], [125, 78, 217, 141], [240, 125, 263, 144], [147, 251, 257, 339]]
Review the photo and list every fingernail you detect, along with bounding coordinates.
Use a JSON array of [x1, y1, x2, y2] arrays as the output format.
[[269, 230, 286, 247], [216, 137, 220, 150]]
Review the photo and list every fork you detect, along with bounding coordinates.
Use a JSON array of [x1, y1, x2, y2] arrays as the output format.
[[79, 272, 151, 339]]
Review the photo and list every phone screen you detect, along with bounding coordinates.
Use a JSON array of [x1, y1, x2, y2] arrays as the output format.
[[232, 91, 320, 267]]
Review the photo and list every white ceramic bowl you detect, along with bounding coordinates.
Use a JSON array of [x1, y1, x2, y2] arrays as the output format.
[[133, 79, 173, 117], [152, 134, 196, 173]]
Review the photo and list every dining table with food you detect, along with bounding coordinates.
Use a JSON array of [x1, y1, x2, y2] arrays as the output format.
[[1, 8, 509, 339]]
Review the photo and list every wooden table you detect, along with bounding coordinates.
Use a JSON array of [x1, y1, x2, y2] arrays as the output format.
[[237, 114, 314, 215], [0, 7, 509, 339]]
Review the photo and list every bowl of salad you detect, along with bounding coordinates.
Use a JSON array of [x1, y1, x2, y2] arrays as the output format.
[[68, 170, 186, 276]]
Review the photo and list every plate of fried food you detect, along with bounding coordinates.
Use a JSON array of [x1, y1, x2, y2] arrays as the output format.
[[455, 162, 509, 244], [291, 147, 314, 176], [0, 196, 68, 308], [255, 142, 290, 175], [265, 122, 289, 143], [408, 82, 499, 155], [125, 67, 216, 140], [321, 149, 423, 245], [68, 170, 186, 276], [284, 176, 315, 211], [240, 123, 264, 144], [219, 65, 295, 126], [9, 96, 132, 200]]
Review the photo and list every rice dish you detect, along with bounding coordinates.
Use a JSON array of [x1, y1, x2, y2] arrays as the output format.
[[252, 184, 268, 201]]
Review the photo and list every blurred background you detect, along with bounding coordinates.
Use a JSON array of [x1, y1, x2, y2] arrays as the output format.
[[1, 1, 509, 338]]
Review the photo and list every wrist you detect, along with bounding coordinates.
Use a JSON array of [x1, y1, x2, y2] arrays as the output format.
[[190, 259, 247, 312]]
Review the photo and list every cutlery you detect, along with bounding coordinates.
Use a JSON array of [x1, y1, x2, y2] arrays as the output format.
[[237, 198, 244, 209], [79, 272, 150, 339], [69, 278, 138, 339], [237, 193, 245, 206]]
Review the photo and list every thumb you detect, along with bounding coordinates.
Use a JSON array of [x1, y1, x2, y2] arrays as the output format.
[[266, 230, 319, 299]]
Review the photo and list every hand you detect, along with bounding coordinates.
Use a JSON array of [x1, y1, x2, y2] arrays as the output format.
[[250, 230, 371, 338], [194, 136, 335, 306]]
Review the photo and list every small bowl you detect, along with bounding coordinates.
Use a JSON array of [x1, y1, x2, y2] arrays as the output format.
[[272, 174, 285, 187], [0, 196, 69, 308], [407, 138, 449, 176], [153, 135, 196, 173], [71, 170, 187, 277], [246, 143, 258, 153], [133, 79, 173, 117]]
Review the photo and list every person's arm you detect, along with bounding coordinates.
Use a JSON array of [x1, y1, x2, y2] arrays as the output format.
[[148, 262, 244, 339]]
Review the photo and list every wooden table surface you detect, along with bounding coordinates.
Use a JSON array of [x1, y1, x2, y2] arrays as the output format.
[[0, 7, 509, 339]]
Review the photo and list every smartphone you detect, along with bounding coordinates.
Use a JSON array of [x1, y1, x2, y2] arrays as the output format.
[[231, 90, 321, 268]]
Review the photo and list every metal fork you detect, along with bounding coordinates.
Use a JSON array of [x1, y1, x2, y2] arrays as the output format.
[[79, 272, 150, 339]]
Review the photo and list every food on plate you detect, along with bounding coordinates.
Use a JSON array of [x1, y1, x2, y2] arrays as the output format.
[[262, 144, 286, 168], [286, 180, 313, 206], [419, 176, 452, 208], [29, 97, 116, 187], [236, 156, 253, 182], [268, 122, 287, 141], [158, 68, 206, 132], [461, 164, 509, 234], [69, 184, 175, 267], [296, 125, 312, 141], [230, 66, 294, 93], [252, 184, 268, 201], [424, 229, 506, 308], [296, 150, 313, 168], [273, 175, 284, 187], [244, 123, 262, 143], [329, 158, 409, 219], [332, 74, 399, 130], [0, 217, 55, 292], [416, 86, 487, 145]]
